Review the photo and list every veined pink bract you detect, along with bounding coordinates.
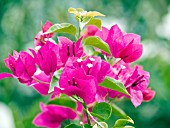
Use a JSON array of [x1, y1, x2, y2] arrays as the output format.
[[55, 67, 97, 104], [95, 25, 143, 63], [33, 103, 76, 128], [0, 50, 36, 85], [34, 20, 55, 47]]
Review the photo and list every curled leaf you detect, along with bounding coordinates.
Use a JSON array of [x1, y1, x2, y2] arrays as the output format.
[[84, 36, 111, 55], [49, 68, 63, 93], [92, 102, 112, 120], [68, 7, 105, 24], [65, 124, 81, 128], [48, 96, 76, 110], [113, 116, 134, 128], [45, 23, 77, 36], [93, 122, 108, 128], [99, 77, 130, 96], [86, 18, 102, 30], [85, 11, 105, 17]]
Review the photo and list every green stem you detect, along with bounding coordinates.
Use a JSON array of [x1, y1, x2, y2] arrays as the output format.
[[86, 109, 104, 128], [71, 96, 91, 125], [108, 98, 115, 104], [78, 25, 81, 39], [71, 96, 105, 127], [82, 102, 91, 125]]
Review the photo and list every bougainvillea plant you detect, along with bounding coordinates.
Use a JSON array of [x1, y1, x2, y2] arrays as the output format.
[[0, 8, 155, 128]]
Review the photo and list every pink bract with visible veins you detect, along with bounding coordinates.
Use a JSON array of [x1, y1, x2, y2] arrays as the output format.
[[118, 63, 151, 107], [83, 25, 99, 38], [143, 88, 155, 102], [55, 67, 97, 104], [30, 41, 62, 75], [58, 37, 84, 66], [34, 20, 55, 47], [33, 102, 76, 128], [81, 56, 110, 83], [96, 61, 154, 107], [65, 56, 110, 83], [31, 69, 52, 96], [95, 24, 143, 63], [0, 51, 36, 85], [64, 56, 111, 103]]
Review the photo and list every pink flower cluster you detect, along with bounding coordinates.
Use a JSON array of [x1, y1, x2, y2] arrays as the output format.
[[0, 21, 155, 127]]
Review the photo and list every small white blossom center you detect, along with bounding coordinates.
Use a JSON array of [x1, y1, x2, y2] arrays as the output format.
[[77, 58, 83, 63], [87, 63, 93, 68], [120, 65, 126, 69], [89, 57, 95, 62]]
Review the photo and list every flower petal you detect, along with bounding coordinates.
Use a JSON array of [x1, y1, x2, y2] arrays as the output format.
[[33, 103, 77, 128], [33, 83, 49, 96], [0, 73, 13, 80], [15, 57, 31, 82], [95, 26, 109, 41], [75, 37, 84, 57], [58, 36, 73, 64], [76, 78, 96, 104], [120, 43, 143, 63], [130, 89, 143, 107], [42, 20, 53, 33], [143, 88, 155, 102], [97, 60, 110, 83], [19, 51, 36, 77]]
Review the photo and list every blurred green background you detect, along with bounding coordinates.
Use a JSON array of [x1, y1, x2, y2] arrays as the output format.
[[0, 0, 170, 128]]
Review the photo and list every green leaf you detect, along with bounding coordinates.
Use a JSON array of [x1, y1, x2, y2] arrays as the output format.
[[61, 120, 71, 128], [79, 18, 92, 30], [90, 112, 105, 121], [84, 36, 111, 55], [85, 11, 105, 17], [113, 116, 134, 128], [68, 7, 105, 17], [84, 124, 92, 128], [68, 7, 104, 25], [48, 68, 63, 93], [46, 23, 77, 36], [61, 120, 81, 128], [124, 126, 135, 128], [104, 113, 116, 128], [65, 124, 81, 128], [68, 7, 84, 16], [92, 102, 112, 121], [93, 122, 108, 128], [99, 77, 130, 96], [48, 96, 76, 110], [112, 126, 134, 128], [86, 18, 102, 29], [111, 103, 127, 118]]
